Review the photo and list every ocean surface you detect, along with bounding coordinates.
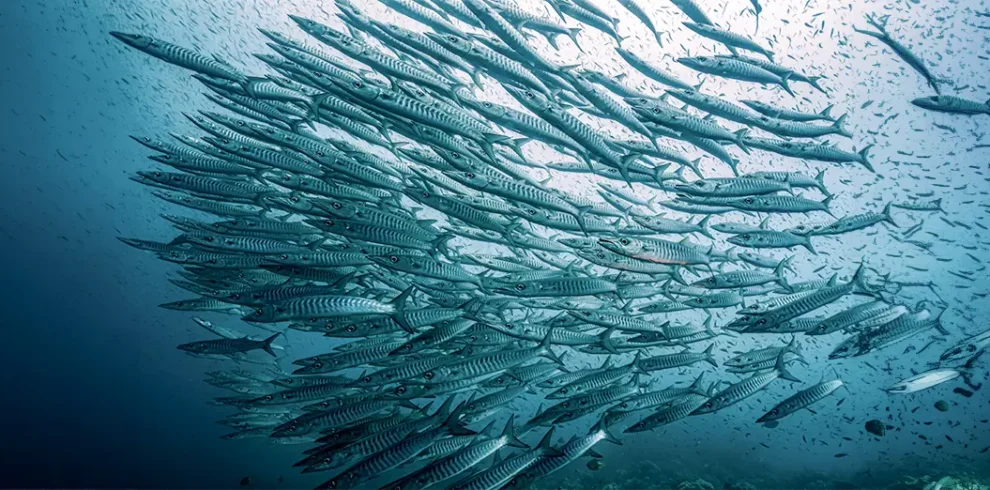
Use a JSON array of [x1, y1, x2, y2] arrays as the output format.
[[1, 0, 988, 488]]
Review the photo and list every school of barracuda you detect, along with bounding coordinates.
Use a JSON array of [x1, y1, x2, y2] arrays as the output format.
[[111, 0, 988, 488]]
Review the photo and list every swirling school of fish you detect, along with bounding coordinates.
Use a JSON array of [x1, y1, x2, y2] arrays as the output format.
[[112, 0, 989, 488]]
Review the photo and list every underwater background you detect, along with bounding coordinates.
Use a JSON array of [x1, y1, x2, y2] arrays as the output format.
[[1, 0, 989, 488]]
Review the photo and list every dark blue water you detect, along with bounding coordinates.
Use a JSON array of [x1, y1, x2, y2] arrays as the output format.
[[1, 0, 988, 488]]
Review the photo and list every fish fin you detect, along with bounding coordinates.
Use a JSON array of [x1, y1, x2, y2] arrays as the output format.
[[601, 327, 619, 355], [934, 198, 945, 214], [857, 144, 875, 172], [774, 352, 801, 382], [933, 310, 950, 336], [389, 287, 418, 334], [653, 29, 665, 48], [850, 263, 872, 294], [832, 114, 852, 138], [733, 129, 751, 154], [689, 372, 707, 395], [826, 273, 838, 287], [619, 153, 641, 187], [819, 104, 834, 120], [882, 202, 897, 226], [807, 76, 827, 94], [802, 236, 817, 255], [814, 169, 829, 195], [593, 417, 623, 445], [503, 415, 529, 448], [703, 343, 718, 367], [821, 194, 836, 216], [773, 256, 793, 286], [564, 27, 584, 52], [540, 330, 563, 364], [537, 427, 563, 456], [778, 73, 796, 97], [261, 332, 281, 357]]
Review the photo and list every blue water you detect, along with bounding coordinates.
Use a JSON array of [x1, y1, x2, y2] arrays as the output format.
[[1, 0, 988, 488]]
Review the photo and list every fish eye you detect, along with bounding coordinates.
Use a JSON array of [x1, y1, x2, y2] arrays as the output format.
[[264, 394, 273, 401], [741, 234, 750, 240], [695, 182, 705, 186], [313, 362, 323, 368], [424, 371, 434, 380], [290, 196, 299, 202], [744, 198, 754, 204], [466, 173, 475, 178], [515, 284, 526, 291], [619, 238, 630, 245], [708, 278, 716, 284], [331, 202, 342, 209], [316, 151, 325, 157], [388, 255, 399, 263], [362, 376, 371, 383], [396, 386, 406, 394], [483, 102, 492, 107], [705, 402, 713, 408], [345, 325, 356, 332], [504, 323, 513, 329], [771, 409, 779, 415]]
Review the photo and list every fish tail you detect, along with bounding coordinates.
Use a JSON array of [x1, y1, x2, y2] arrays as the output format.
[[703, 343, 718, 367], [857, 144, 875, 172], [807, 75, 828, 94], [479, 133, 506, 161], [778, 74, 796, 97], [619, 153, 641, 187], [540, 330, 564, 364], [600, 327, 619, 355], [389, 286, 417, 334], [821, 194, 836, 216], [833, 114, 852, 138], [773, 256, 793, 286], [652, 29, 664, 47], [850, 262, 873, 295], [261, 332, 281, 357], [697, 215, 714, 239], [733, 129, 751, 154], [882, 202, 898, 226], [814, 169, 829, 194], [774, 353, 801, 383]]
